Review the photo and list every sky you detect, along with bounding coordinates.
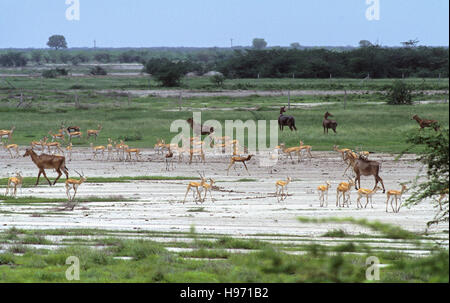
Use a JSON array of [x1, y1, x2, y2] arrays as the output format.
[[0, 0, 448, 48]]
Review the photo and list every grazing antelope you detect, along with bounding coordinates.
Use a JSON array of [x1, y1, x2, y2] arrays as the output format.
[[412, 115, 440, 132], [0, 126, 15, 143], [183, 174, 207, 204], [278, 106, 297, 131], [5, 172, 23, 197], [48, 130, 65, 142], [201, 178, 215, 203], [356, 186, 382, 209], [87, 125, 102, 141], [23, 149, 69, 186], [90, 143, 106, 159], [336, 179, 355, 208], [386, 185, 408, 213], [438, 188, 448, 211], [3, 144, 19, 158], [226, 155, 254, 176], [65, 170, 87, 202], [276, 177, 292, 202], [299, 141, 313, 160], [323, 112, 337, 134], [125, 147, 141, 161], [317, 181, 331, 207], [279, 143, 302, 163]]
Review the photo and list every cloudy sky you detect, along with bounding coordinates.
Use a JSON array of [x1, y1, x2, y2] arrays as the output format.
[[0, 0, 448, 48]]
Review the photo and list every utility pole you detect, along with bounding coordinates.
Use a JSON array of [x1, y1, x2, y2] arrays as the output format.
[[94, 40, 96, 49], [230, 38, 233, 48]]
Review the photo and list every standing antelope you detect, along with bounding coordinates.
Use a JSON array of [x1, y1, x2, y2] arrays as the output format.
[[125, 147, 141, 161], [386, 185, 408, 213], [336, 179, 355, 208], [438, 188, 448, 211], [5, 172, 23, 197], [65, 170, 87, 202], [317, 181, 331, 207], [90, 143, 106, 159], [0, 126, 15, 143], [279, 143, 302, 163], [276, 177, 292, 202], [356, 186, 382, 209], [183, 175, 207, 204], [48, 130, 65, 142], [299, 141, 313, 159], [65, 143, 73, 161], [45, 141, 64, 155], [3, 144, 19, 158], [87, 125, 102, 141], [323, 112, 337, 134], [226, 155, 254, 176], [106, 138, 113, 160], [165, 147, 174, 171], [333, 145, 352, 161], [66, 131, 83, 143]]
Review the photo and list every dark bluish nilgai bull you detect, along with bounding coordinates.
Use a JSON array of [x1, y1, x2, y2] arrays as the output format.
[[278, 106, 297, 131]]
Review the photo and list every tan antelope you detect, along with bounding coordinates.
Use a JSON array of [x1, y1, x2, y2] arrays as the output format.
[[5, 172, 23, 197], [106, 138, 113, 160], [48, 130, 65, 142], [276, 177, 292, 202], [45, 141, 64, 155], [87, 125, 102, 141], [0, 126, 15, 143], [356, 186, 382, 209], [165, 147, 174, 171], [438, 188, 448, 211], [333, 145, 352, 161], [299, 141, 313, 160], [226, 155, 254, 176], [65, 143, 73, 161], [66, 131, 83, 143], [201, 178, 215, 203], [183, 174, 207, 204], [188, 147, 205, 165], [336, 179, 355, 207], [125, 147, 141, 161], [65, 170, 87, 201], [90, 143, 106, 159], [4, 144, 19, 158], [386, 185, 408, 213], [317, 181, 331, 207], [31, 138, 46, 151], [279, 143, 302, 163]]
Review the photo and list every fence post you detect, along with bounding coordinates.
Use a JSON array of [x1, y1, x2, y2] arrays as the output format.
[[288, 90, 291, 110]]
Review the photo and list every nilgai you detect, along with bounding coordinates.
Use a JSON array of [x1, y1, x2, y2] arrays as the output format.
[[278, 106, 297, 131], [323, 112, 337, 134], [23, 149, 69, 186]]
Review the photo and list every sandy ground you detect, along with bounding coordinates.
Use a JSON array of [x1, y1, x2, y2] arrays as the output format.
[[0, 148, 447, 246]]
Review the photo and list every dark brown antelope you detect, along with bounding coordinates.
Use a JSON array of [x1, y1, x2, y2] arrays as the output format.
[[23, 149, 69, 186], [278, 106, 297, 131], [350, 155, 385, 193], [323, 112, 337, 134], [411, 115, 440, 131]]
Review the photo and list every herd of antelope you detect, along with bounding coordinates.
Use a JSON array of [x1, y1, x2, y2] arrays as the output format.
[[0, 112, 447, 211]]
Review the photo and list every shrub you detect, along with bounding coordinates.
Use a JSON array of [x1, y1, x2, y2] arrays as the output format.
[[89, 66, 107, 76], [144, 58, 189, 87], [210, 74, 226, 87], [387, 80, 413, 105], [42, 68, 68, 78]]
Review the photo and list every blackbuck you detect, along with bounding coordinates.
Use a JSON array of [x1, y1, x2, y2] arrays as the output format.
[[226, 155, 254, 176], [65, 170, 87, 202], [5, 172, 23, 197], [276, 177, 292, 202], [23, 149, 69, 186], [386, 185, 408, 213], [317, 181, 331, 207], [87, 125, 102, 141], [49, 130, 65, 142], [356, 186, 382, 209]]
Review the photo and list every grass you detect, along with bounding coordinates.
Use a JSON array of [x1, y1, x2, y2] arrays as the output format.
[[0, 195, 132, 204]]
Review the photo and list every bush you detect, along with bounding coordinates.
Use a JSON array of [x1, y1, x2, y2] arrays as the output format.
[[210, 74, 226, 87], [42, 68, 68, 78], [387, 80, 413, 105], [0, 52, 28, 67], [144, 58, 189, 87], [89, 66, 107, 76]]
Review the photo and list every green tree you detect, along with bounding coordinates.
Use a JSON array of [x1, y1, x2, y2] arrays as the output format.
[[47, 35, 68, 50], [144, 58, 188, 87], [252, 38, 267, 50], [359, 40, 373, 48], [403, 129, 449, 226], [290, 42, 301, 49], [387, 80, 413, 105]]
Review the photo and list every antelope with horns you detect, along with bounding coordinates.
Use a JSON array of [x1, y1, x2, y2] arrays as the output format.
[[183, 173, 207, 204], [276, 177, 292, 202], [65, 170, 87, 202], [87, 125, 103, 141], [5, 171, 23, 197], [226, 155, 254, 176]]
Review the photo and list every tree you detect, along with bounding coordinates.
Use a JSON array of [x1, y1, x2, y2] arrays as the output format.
[[402, 129, 449, 226], [0, 52, 28, 67], [401, 39, 419, 48], [47, 35, 68, 50], [359, 40, 373, 48], [252, 38, 267, 50], [290, 42, 301, 49], [387, 80, 413, 105], [144, 58, 188, 87]]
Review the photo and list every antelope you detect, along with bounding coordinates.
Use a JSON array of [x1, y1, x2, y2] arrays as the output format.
[[342, 151, 358, 176], [63, 124, 81, 134], [66, 131, 83, 142], [5, 172, 23, 197], [183, 174, 207, 204], [0, 126, 15, 143], [260, 146, 280, 174], [201, 178, 215, 203], [87, 125, 102, 141], [107, 138, 113, 160], [31, 138, 47, 151], [333, 145, 352, 161], [90, 143, 106, 159], [356, 186, 382, 209], [279, 143, 302, 163], [165, 147, 174, 171], [45, 141, 64, 155], [386, 185, 408, 213], [48, 130, 65, 142], [276, 177, 292, 202], [352, 155, 386, 193], [125, 147, 141, 161], [65, 170, 87, 202], [226, 155, 254, 176], [438, 188, 448, 211], [188, 147, 205, 165], [65, 143, 73, 161], [3, 144, 19, 158], [323, 112, 337, 134], [23, 149, 69, 186], [154, 138, 166, 155], [317, 181, 331, 207], [336, 179, 355, 207], [278, 106, 297, 131], [412, 115, 440, 132], [299, 141, 313, 159]]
